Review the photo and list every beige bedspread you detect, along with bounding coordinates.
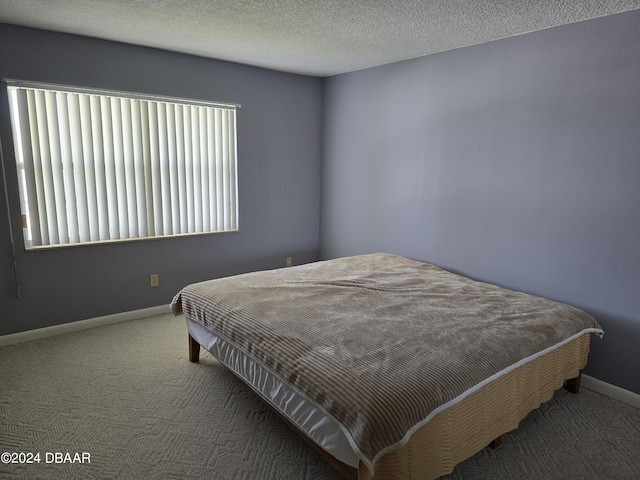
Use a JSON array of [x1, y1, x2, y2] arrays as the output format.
[[171, 253, 602, 473]]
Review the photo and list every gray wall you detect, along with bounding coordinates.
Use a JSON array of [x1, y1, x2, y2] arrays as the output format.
[[321, 10, 640, 393], [0, 24, 323, 336], [2, 11, 639, 395]]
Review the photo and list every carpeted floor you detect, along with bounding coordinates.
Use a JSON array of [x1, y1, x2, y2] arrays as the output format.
[[1, 313, 639, 479]]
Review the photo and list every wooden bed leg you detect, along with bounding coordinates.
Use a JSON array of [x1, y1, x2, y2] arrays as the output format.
[[564, 372, 582, 394], [188, 334, 200, 363], [489, 436, 502, 450]]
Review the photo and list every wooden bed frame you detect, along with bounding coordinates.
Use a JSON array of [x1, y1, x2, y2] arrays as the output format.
[[187, 332, 588, 480]]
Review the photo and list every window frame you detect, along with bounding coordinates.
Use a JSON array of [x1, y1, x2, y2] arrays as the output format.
[[5, 79, 240, 250]]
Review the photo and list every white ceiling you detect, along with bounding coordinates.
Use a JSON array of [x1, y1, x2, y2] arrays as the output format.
[[1, 0, 639, 77]]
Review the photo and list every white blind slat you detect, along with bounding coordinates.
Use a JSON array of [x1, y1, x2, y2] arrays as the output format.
[[157, 102, 172, 235], [148, 102, 164, 236], [89, 95, 109, 240], [120, 99, 138, 238], [32, 90, 53, 245], [79, 94, 100, 241], [10, 89, 41, 246], [228, 110, 238, 229], [171, 109, 181, 235], [206, 108, 216, 231], [192, 106, 202, 233], [68, 94, 89, 243], [200, 107, 210, 232], [46, 91, 69, 244], [222, 109, 231, 231], [214, 109, 223, 231], [166, 104, 180, 235], [175, 105, 187, 234], [100, 96, 119, 240], [110, 98, 129, 239], [57, 93, 79, 244], [130, 99, 147, 238], [183, 106, 194, 233]]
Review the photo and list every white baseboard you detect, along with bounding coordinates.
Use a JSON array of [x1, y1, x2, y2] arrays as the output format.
[[0, 305, 171, 347], [582, 374, 640, 409]]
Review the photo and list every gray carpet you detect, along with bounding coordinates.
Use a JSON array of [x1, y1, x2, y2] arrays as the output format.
[[1, 313, 639, 480]]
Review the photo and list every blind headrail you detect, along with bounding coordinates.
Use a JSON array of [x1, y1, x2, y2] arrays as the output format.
[[3, 79, 241, 110]]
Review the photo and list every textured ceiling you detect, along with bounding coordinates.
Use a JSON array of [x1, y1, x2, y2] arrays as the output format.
[[1, 0, 639, 77]]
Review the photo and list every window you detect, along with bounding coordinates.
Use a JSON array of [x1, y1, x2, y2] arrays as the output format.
[[6, 80, 238, 249]]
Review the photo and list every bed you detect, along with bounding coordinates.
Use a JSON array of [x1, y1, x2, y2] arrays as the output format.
[[171, 253, 603, 479]]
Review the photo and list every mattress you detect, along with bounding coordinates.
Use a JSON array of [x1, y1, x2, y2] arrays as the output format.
[[172, 253, 603, 475]]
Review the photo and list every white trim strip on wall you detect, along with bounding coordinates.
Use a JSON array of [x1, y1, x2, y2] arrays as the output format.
[[581, 374, 640, 409], [0, 304, 170, 347]]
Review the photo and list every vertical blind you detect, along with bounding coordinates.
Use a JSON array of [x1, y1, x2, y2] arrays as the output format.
[[6, 81, 238, 249]]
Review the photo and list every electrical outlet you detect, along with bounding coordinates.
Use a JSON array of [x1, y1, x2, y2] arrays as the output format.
[[150, 274, 159, 287], [286, 256, 293, 267]]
